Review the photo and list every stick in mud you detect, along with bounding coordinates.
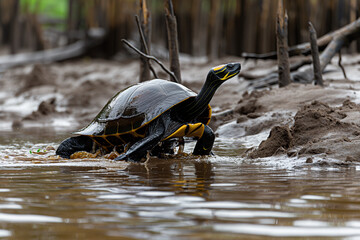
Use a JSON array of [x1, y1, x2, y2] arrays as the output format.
[[276, 0, 290, 88], [338, 50, 348, 80], [309, 22, 323, 86]]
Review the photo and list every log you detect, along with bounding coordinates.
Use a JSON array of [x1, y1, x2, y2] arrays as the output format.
[[0, 30, 104, 72], [276, 0, 290, 87]]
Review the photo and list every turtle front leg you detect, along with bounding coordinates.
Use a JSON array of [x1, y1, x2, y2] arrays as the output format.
[[193, 125, 215, 155], [114, 119, 165, 162], [56, 135, 93, 158]]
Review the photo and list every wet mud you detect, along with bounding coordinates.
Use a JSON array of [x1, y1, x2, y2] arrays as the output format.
[[2, 56, 360, 165]]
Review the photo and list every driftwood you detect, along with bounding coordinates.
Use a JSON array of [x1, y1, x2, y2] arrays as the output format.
[[243, 18, 360, 60], [0, 29, 104, 72], [164, 0, 181, 83], [249, 18, 360, 89], [0, 39, 98, 72], [276, 0, 290, 87], [239, 57, 312, 80], [309, 22, 323, 86]]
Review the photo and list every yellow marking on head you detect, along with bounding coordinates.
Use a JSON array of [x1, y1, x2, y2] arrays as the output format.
[[213, 64, 226, 72], [220, 71, 238, 81]]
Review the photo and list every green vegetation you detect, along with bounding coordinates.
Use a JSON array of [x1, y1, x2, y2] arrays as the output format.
[[20, 0, 68, 19]]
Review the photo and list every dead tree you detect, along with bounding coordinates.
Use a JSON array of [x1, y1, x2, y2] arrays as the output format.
[[276, 0, 290, 87], [10, 0, 20, 54], [309, 22, 323, 86], [164, 0, 181, 83], [139, 0, 151, 82], [249, 18, 360, 89], [243, 18, 360, 60], [208, 0, 223, 61]]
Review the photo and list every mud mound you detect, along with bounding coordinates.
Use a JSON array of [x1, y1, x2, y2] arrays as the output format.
[[17, 64, 54, 95], [235, 90, 266, 115], [249, 126, 292, 158], [292, 101, 347, 145], [249, 100, 360, 161], [23, 98, 57, 120]]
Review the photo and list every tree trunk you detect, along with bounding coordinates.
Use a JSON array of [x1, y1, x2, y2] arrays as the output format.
[[10, 0, 20, 54], [164, 0, 181, 83], [276, 0, 290, 87], [208, 0, 222, 60], [139, 0, 151, 82]]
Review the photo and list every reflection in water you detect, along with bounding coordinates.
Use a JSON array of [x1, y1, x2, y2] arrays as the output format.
[[2, 129, 360, 239], [125, 159, 215, 198]]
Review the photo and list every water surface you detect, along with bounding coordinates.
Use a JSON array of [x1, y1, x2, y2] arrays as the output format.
[[1, 128, 360, 239]]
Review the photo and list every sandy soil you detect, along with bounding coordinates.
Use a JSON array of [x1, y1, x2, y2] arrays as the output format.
[[2, 55, 360, 165]]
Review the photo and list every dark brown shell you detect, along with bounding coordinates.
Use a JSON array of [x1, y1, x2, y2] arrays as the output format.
[[74, 79, 210, 137]]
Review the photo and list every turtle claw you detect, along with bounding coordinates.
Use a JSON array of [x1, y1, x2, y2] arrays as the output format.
[[113, 154, 140, 163], [113, 154, 127, 161]]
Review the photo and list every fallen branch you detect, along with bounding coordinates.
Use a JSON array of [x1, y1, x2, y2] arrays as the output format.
[[239, 57, 312, 80], [121, 39, 179, 83], [0, 40, 91, 72]]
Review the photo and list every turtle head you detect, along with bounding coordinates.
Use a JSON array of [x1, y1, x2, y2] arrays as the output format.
[[208, 62, 241, 83]]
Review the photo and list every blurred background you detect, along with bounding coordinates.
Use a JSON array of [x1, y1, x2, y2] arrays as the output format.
[[0, 0, 359, 60]]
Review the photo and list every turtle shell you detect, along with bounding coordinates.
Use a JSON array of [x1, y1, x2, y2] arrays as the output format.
[[74, 79, 211, 147]]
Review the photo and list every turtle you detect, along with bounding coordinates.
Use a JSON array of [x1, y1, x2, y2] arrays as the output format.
[[56, 62, 241, 162]]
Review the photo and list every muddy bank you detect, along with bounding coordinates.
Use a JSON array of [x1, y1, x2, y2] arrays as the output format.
[[2, 56, 360, 165], [248, 100, 360, 162]]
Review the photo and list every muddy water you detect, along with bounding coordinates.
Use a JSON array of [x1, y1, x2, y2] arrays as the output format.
[[1, 129, 360, 239]]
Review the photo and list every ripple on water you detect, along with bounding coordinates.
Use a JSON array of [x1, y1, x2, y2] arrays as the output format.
[[0, 213, 62, 223], [0, 230, 11, 238], [136, 191, 175, 197], [214, 224, 360, 237]]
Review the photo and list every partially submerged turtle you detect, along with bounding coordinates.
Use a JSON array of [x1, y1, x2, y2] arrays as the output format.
[[56, 63, 241, 162]]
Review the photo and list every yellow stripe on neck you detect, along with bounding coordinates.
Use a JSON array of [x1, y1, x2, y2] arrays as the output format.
[[163, 123, 205, 140]]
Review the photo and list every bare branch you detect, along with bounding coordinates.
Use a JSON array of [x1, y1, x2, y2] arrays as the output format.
[[121, 39, 179, 83], [135, 15, 158, 79]]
